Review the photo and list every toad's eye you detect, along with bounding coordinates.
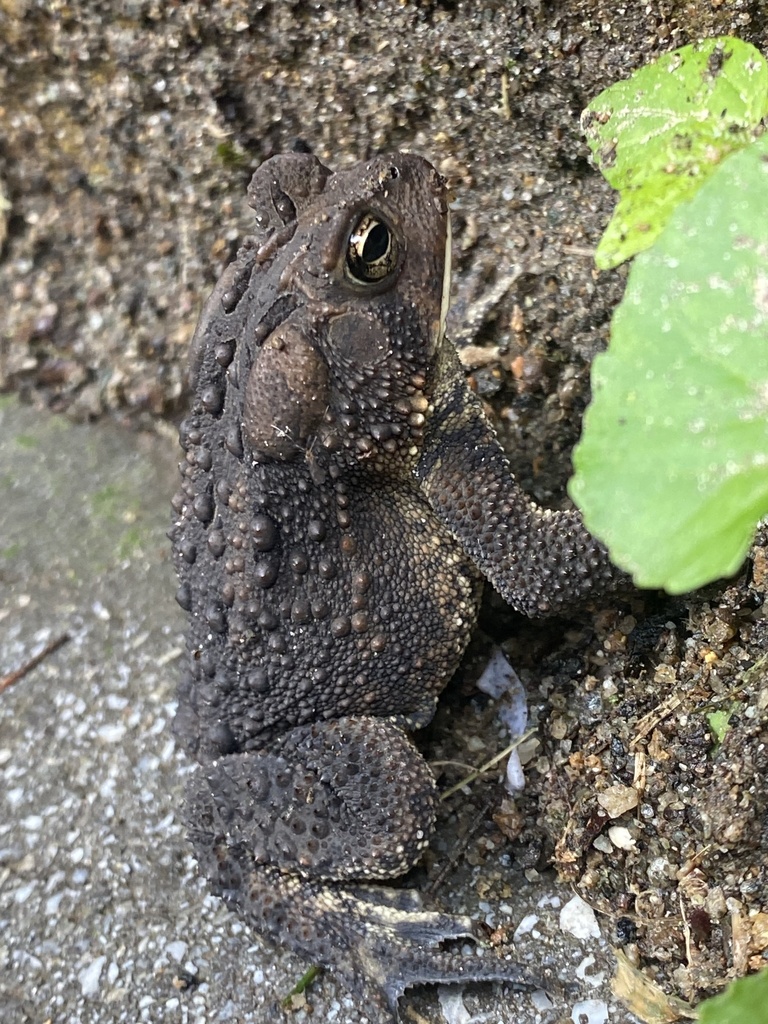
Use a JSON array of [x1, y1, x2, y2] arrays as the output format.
[[272, 187, 296, 225], [345, 214, 399, 284]]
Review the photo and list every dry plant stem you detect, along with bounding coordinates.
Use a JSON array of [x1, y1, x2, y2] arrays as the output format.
[[439, 729, 537, 802], [0, 632, 70, 694], [281, 964, 322, 1007]]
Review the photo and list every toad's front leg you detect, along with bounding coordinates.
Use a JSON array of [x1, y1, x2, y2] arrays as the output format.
[[415, 336, 627, 617], [184, 715, 536, 1021]]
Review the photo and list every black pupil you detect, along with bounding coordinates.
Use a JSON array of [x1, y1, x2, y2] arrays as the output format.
[[363, 222, 389, 263]]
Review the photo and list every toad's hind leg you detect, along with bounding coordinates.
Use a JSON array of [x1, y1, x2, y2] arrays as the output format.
[[184, 716, 536, 1019]]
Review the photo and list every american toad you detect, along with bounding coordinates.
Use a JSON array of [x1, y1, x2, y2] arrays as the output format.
[[170, 152, 620, 1020]]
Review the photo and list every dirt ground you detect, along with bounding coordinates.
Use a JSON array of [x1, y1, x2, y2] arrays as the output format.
[[2, 0, 767, 1018]]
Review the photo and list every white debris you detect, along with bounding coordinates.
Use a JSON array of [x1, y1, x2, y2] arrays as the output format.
[[437, 985, 495, 1023], [648, 855, 675, 882], [512, 913, 539, 941], [575, 954, 605, 987], [79, 954, 106, 996], [105, 694, 129, 710], [45, 893, 64, 915], [592, 834, 613, 854], [608, 825, 636, 850], [559, 895, 601, 940], [504, 748, 526, 793], [571, 998, 608, 1024], [476, 647, 528, 793], [97, 723, 127, 744], [92, 600, 110, 620], [13, 882, 36, 904], [537, 893, 561, 909], [14, 950, 43, 971], [531, 989, 554, 1011], [437, 986, 472, 1024], [477, 647, 518, 699], [6, 786, 25, 808], [165, 940, 187, 963]]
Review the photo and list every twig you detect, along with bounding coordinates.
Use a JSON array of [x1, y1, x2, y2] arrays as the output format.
[[439, 728, 537, 802], [0, 632, 70, 694]]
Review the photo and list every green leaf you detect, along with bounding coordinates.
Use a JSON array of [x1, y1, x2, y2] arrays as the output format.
[[706, 709, 732, 747], [582, 37, 768, 268], [569, 133, 768, 594], [698, 970, 768, 1024]]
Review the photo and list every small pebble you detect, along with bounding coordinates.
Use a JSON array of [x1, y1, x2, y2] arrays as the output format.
[[597, 783, 638, 818], [531, 989, 554, 1011], [78, 955, 106, 996], [166, 940, 188, 962], [608, 825, 636, 850], [512, 913, 539, 941], [560, 895, 600, 940], [97, 723, 127, 744], [437, 986, 471, 1024]]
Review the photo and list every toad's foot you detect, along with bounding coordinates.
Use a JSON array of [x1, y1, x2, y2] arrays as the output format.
[[184, 716, 537, 1019], [189, 837, 537, 1022]]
